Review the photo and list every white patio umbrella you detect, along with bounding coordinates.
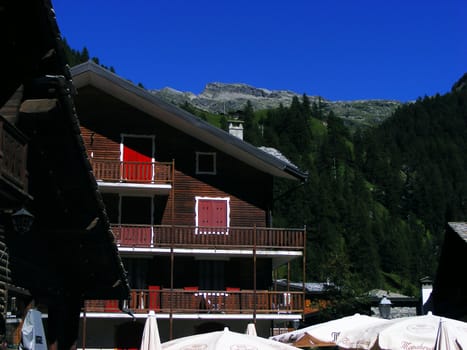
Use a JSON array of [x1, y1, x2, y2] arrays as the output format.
[[270, 314, 386, 348], [376, 313, 467, 350], [245, 323, 257, 336], [161, 327, 299, 350], [20, 309, 47, 350], [141, 311, 162, 350], [337, 313, 467, 350]]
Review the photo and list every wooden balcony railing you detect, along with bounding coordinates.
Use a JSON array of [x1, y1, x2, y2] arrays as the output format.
[[90, 159, 173, 184], [85, 288, 304, 315], [0, 117, 28, 190], [111, 224, 306, 250]]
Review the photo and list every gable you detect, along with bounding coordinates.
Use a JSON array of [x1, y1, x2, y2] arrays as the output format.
[[71, 62, 307, 182]]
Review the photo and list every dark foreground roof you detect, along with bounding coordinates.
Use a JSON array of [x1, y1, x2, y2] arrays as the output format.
[[71, 61, 308, 182], [1, 0, 129, 301]]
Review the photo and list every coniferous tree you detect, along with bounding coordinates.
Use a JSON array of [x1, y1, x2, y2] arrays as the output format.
[[242, 101, 262, 145]]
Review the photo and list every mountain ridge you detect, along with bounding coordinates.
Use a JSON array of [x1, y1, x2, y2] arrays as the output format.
[[150, 82, 403, 128]]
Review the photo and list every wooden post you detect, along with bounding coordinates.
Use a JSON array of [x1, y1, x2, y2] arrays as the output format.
[[253, 224, 257, 324], [82, 306, 86, 350], [302, 225, 306, 319], [169, 159, 175, 339], [171, 159, 175, 225], [170, 229, 174, 340]]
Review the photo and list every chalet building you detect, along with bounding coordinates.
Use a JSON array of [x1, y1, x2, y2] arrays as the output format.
[[431, 222, 467, 321], [1, 1, 129, 348], [70, 61, 308, 347]]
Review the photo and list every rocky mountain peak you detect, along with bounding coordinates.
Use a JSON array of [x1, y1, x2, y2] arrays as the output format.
[[200, 82, 295, 100]]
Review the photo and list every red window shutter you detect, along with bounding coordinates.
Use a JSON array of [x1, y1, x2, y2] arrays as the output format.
[[198, 199, 227, 234], [123, 145, 152, 181], [213, 201, 226, 226], [198, 199, 212, 227]]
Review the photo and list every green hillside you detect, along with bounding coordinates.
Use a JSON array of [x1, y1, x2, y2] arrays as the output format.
[[246, 76, 467, 298]]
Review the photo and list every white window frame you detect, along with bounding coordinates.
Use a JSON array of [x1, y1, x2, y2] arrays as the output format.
[[195, 196, 230, 235], [196, 152, 217, 175]]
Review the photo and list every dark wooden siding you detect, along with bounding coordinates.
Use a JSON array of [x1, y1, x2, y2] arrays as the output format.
[[80, 126, 120, 161], [75, 87, 273, 228], [162, 170, 267, 227]]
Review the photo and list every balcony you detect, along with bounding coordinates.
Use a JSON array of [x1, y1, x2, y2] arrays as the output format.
[[90, 159, 173, 195], [112, 224, 306, 252], [85, 288, 304, 317], [0, 116, 28, 196]]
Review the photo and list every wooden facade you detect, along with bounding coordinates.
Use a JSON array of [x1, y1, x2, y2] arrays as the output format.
[[0, 116, 29, 319], [0, 116, 29, 202], [79, 119, 273, 228], [71, 61, 307, 344]]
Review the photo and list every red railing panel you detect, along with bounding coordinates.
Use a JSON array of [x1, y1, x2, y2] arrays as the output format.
[[90, 159, 173, 184], [84, 289, 304, 315], [113, 225, 152, 246], [112, 224, 305, 250]]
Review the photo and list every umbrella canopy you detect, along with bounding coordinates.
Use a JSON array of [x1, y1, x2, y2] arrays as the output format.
[[270, 314, 387, 348], [336, 318, 396, 349], [337, 313, 467, 350], [377, 313, 467, 350], [141, 311, 162, 350], [161, 327, 299, 350]]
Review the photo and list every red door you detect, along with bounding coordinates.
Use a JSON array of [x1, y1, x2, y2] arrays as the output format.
[[197, 199, 228, 234], [122, 137, 153, 181]]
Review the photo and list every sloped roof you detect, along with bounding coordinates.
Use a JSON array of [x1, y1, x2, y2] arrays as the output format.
[[447, 222, 467, 243], [70, 61, 307, 182], [431, 222, 467, 319], [258, 146, 295, 166], [275, 279, 335, 293]]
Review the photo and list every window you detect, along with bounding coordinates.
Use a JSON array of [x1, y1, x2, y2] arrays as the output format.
[[196, 152, 216, 175], [121, 134, 155, 182], [195, 197, 230, 234]]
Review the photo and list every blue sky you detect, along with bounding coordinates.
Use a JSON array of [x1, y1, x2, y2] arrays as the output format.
[[52, 0, 466, 102]]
